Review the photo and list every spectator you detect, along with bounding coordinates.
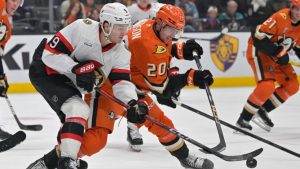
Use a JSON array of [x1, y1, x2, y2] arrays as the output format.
[[194, 0, 222, 18], [247, 0, 268, 30], [177, 0, 200, 32], [63, 0, 86, 26], [218, 0, 246, 31], [87, 8, 99, 21], [84, 0, 96, 15], [265, 0, 289, 17], [199, 6, 222, 31], [60, 0, 85, 21]]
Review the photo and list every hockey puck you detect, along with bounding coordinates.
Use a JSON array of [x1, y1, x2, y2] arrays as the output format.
[[246, 158, 257, 168]]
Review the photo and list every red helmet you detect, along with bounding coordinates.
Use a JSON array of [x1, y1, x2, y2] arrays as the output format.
[[155, 4, 185, 30], [291, 0, 300, 7]]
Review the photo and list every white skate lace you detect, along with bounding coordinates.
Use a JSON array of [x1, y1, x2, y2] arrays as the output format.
[[185, 155, 205, 168]]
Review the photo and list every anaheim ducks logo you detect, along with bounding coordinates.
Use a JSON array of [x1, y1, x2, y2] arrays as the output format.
[[279, 13, 287, 20], [210, 34, 238, 72], [153, 45, 167, 54]]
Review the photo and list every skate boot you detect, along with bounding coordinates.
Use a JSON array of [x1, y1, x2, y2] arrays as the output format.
[[127, 122, 143, 152], [58, 157, 80, 169], [234, 116, 252, 133], [26, 156, 47, 169], [251, 108, 274, 132], [179, 154, 214, 169], [27, 146, 88, 169], [0, 127, 12, 140]]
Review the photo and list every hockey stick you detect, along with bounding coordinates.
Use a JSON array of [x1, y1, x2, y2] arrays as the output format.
[[289, 60, 300, 67], [172, 99, 300, 158], [180, 27, 229, 41], [193, 51, 226, 153], [95, 88, 263, 161], [4, 95, 43, 131], [0, 131, 26, 152]]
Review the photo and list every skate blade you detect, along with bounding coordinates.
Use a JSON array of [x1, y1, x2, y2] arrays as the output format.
[[129, 144, 141, 152], [251, 118, 272, 132]]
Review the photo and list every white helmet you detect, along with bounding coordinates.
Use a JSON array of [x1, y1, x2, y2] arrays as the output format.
[[99, 2, 131, 37]]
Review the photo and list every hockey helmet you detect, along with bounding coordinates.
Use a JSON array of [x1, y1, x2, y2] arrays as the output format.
[[291, 0, 300, 7], [155, 4, 185, 30], [99, 2, 131, 37]]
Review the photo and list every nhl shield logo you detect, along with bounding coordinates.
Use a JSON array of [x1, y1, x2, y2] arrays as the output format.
[[210, 34, 238, 72]]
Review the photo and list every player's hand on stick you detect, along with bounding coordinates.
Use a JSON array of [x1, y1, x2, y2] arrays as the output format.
[[185, 69, 214, 89], [274, 47, 289, 65], [183, 39, 203, 60], [126, 99, 149, 124]]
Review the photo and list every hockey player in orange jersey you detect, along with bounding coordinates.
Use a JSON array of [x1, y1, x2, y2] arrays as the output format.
[[26, 4, 215, 169], [236, 0, 300, 132], [0, 0, 24, 140], [81, 4, 215, 169]]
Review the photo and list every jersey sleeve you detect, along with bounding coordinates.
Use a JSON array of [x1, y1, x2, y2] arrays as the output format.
[[42, 20, 82, 74], [109, 46, 138, 104], [255, 13, 280, 40]]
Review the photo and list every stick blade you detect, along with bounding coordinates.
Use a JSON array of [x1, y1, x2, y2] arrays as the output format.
[[0, 131, 26, 152], [20, 124, 43, 131]]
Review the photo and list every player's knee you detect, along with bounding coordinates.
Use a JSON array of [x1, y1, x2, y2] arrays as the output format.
[[61, 96, 90, 120], [257, 80, 276, 95], [80, 128, 108, 156], [284, 79, 299, 96]]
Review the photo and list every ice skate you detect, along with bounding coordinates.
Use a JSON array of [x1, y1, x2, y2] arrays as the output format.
[[179, 154, 214, 169], [251, 108, 274, 132], [127, 122, 143, 152], [26, 156, 47, 169], [234, 116, 252, 134]]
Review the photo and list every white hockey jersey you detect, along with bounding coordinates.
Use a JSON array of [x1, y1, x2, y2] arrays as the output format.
[[128, 2, 163, 25], [42, 18, 137, 103]]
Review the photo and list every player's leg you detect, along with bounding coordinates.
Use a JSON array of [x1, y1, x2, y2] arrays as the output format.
[[143, 95, 214, 169], [236, 45, 276, 132], [257, 65, 299, 125], [127, 121, 143, 152]]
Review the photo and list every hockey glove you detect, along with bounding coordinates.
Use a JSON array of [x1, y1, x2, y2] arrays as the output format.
[[172, 39, 203, 60], [72, 61, 96, 92], [0, 74, 9, 97], [185, 69, 214, 89], [274, 47, 289, 65], [126, 99, 149, 124], [156, 90, 180, 108]]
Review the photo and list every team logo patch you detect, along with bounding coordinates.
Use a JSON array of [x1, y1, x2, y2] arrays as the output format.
[[210, 34, 239, 72], [83, 19, 92, 25], [153, 45, 167, 54], [279, 13, 287, 20], [108, 111, 115, 120]]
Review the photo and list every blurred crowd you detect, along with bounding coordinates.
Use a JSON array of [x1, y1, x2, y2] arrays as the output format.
[[12, 0, 290, 34]]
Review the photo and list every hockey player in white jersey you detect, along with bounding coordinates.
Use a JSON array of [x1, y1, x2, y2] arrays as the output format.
[[128, 0, 164, 24], [27, 2, 148, 169]]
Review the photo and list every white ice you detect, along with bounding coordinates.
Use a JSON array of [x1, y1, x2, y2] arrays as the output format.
[[0, 87, 299, 169]]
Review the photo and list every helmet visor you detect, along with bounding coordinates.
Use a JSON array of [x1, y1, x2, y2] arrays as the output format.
[[164, 25, 184, 39]]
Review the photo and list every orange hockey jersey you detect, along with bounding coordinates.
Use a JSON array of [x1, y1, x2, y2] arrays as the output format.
[[126, 20, 173, 94], [0, 0, 12, 48], [250, 8, 300, 56]]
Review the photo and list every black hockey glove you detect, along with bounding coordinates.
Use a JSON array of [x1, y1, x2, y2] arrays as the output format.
[[185, 69, 214, 89], [156, 90, 180, 108], [172, 39, 203, 60], [127, 99, 149, 124], [183, 39, 203, 60], [72, 61, 96, 92], [0, 74, 9, 97]]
